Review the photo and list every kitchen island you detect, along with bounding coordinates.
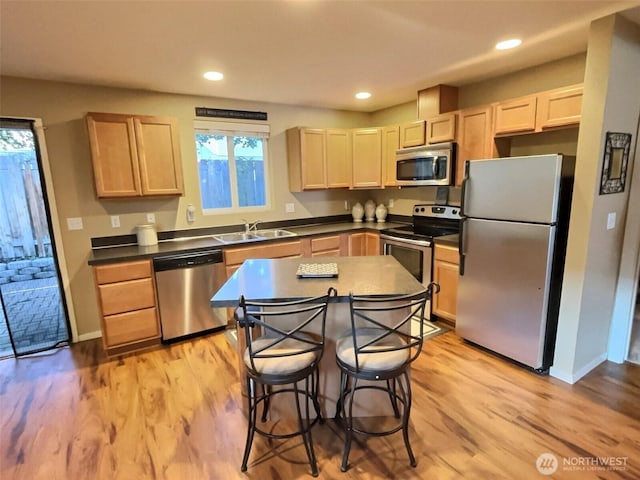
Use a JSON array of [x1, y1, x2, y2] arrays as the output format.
[[211, 255, 426, 417]]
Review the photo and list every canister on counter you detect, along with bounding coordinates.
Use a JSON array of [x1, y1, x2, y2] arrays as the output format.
[[136, 224, 158, 246]]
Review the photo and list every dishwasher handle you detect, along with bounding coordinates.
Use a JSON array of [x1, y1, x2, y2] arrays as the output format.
[[153, 249, 223, 271]]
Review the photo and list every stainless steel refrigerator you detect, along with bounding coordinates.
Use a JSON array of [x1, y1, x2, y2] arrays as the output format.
[[457, 154, 575, 372]]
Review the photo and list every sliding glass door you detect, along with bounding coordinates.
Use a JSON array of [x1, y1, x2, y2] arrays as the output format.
[[0, 118, 70, 357]]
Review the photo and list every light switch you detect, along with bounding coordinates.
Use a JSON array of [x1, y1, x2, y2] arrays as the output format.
[[67, 217, 83, 230], [111, 215, 120, 228], [186, 204, 196, 223], [607, 212, 616, 230]]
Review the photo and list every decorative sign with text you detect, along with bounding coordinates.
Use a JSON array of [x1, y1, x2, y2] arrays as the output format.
[[195, 107, 267, 121]]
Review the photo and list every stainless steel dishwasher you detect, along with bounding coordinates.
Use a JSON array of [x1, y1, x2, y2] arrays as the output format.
[[153, 249, 228, 342]]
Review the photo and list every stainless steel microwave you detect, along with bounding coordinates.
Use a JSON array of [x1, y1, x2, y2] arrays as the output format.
[[395, 142, 456, 186]]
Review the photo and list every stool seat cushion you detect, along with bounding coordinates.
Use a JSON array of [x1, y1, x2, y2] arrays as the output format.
[[244, 333, 318, 375], [336, 328, 409, 371]]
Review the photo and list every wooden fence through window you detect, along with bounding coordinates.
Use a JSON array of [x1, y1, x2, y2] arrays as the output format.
[[0, 151, 50, 261]]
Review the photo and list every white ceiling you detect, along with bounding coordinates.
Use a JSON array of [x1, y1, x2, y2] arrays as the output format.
[[2, 1, 640, 112]]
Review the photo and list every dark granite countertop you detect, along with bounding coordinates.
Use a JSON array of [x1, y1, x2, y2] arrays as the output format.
[[211, 255, 425, 307], [88, 220, 409, 266]]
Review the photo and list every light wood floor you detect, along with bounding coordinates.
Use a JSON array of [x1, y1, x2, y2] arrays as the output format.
[[1, 330, 639, 479]]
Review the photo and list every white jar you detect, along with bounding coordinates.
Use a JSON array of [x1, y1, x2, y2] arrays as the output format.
[[375, 204, 388, 223], [364, 200, 376, 222], [352, 202, 364, 222], [136, 224, 158, 246]]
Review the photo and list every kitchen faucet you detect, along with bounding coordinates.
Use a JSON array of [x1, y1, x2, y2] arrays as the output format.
[[242, 219, 261, 233]]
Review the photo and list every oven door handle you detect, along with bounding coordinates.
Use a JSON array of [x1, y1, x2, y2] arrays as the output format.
[[380, 234, 432, 248], [459, 217, 466, 276]]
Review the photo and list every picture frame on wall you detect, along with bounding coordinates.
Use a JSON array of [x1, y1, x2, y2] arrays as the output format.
[[600, 131, 632, 195]]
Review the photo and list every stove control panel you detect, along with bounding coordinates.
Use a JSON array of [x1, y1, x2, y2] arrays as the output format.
[[413, 204, 461, 220]]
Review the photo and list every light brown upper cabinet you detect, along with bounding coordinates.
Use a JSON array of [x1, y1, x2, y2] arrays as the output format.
[[86, 112, 184, 198], [426, 113, 457, 144], [535, 84, 583, 131], [493, 95, 538, 136], [455, 106, 494, 186], [352, 128, 383, 188], [400, 120, 426, 147], [287, 127, 326, 191], [382, 125, 400, 187], [494, 83, 583, 136], [326, 129, 352, 188], [287, 127, 351, 191]]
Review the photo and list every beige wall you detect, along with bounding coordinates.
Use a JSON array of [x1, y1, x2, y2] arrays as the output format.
[[552, 14, 640, 382], [458, 53, 587, 108], [0, 50, 602, 344], [368, 100, 416, 126], [0, 77, 374, 337]]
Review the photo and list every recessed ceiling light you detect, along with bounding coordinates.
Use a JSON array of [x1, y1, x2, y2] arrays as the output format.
[[355, 92, 371, 100], [496, 39, 522, 50], [203, 71, 224, 81]]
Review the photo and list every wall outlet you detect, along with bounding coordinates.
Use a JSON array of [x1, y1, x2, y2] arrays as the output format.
[[285, 203, 295, 213], [110, 215, 120, 228], [388, 199, 395, 208], [607, 212, 616, 230], [146, 213, 155, 223], [66, 217, 83, 231], [344, 200, 350, 211]]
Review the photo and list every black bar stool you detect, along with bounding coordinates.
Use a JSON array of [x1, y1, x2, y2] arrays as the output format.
[[334, 286, 435, 472], [236, 288, 335, 477]]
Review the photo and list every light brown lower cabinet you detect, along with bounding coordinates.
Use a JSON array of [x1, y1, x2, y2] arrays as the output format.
[[223, 240, 304, 277], [349, 232, 381, 256], [93, 259, 161, 355], [304, 234, 348, 257], [432, 244, 460, 324]]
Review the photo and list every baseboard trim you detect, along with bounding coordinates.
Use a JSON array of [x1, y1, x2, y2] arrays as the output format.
[[550, 352, 608, 384], [76, 330, 102, 342]]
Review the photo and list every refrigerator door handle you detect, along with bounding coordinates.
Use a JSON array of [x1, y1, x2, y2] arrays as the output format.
[[460, 161, 470, 217], [459, 217, 466, 276]]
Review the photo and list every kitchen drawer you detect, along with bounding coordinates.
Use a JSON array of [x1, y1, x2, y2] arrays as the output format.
[[98, 277, 156, 316], [434, 244, 459, 264], [311, 235, 341, 252], [103, 307, 160, 347], [95, 260, 152, 284], [224, 240, 302, 266], [311, 249, 341, 257]]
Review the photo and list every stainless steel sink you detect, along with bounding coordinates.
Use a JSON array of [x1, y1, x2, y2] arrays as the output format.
[[213, 232, 262, 243], [253, 229, 297, 238], [213, 229, 297, 243]]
